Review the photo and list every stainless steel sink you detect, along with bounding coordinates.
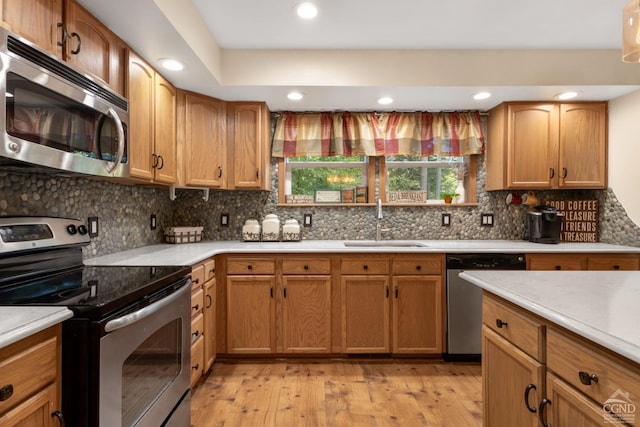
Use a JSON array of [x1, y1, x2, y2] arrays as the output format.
[[343, 241, 427, 248]]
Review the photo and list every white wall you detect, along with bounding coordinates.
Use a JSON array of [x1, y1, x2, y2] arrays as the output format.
[[609, 89, 640, 227]]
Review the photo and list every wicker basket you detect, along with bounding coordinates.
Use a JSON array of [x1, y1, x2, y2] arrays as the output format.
[[164, 226, 203, 244]]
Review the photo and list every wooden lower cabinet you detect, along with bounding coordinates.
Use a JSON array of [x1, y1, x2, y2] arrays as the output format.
[[0, 326, 62, 426], [226, 275, 276, 354], [543, 372, 606, 427], [392, 275, 443, 354], [204, 279, 216, 371], [482, 326, 544, 427], [341, 275, 391, 353], [281, 276, 331, 353]]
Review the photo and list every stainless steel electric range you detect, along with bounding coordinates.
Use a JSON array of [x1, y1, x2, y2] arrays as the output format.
[[0, 216, 192, 427]]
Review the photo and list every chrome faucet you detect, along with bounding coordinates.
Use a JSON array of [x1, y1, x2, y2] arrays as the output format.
[[375, 198, 390, 241]]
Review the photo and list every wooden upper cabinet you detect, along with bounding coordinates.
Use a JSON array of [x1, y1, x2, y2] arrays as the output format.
[[227, 102, 271, 190], [177, 90, 227, 188], [127, 51, 155, 181], [64, 0, 123, 94], [559, 103, 607, 188], [153, 73, 177, 184], [487, 102, 607, 190], [0, 0, 63, 56]]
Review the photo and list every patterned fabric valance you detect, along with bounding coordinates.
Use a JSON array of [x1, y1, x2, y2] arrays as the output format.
[[272, 111, 485, 157]]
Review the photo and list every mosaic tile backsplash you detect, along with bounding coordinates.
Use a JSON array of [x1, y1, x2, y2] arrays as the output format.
[[1, 154, 639, 259]]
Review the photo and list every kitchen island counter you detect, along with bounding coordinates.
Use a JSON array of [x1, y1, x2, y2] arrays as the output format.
[[84, 239, 640, 267], [459, 270, 640, 364]]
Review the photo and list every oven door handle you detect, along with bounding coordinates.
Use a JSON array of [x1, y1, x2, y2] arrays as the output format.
[[104, 278, 191, 333]]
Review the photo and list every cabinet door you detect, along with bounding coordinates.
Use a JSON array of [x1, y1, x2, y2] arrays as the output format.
[[0, 0, 62, 56], [204, 279, 216, 371], [0, 383, 59, 427], [226, 276, 276, 353], [341, 276, 390, 353], [64, 0, 114, 87], [228, 102, 270, 190], [127, 51, 155, 181], [392, 275, 443, 354], [482, 326, 543, 427], [506, 103, 559, 189], [282, 276, 331, 353], [153, 73, 177, 184], [559, 103, 607, 189], [543, 373, 607, 427], [182, 92, 226, 188]]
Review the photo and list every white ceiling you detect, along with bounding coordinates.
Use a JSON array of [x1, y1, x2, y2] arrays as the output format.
[[77, 0, 640, 111]]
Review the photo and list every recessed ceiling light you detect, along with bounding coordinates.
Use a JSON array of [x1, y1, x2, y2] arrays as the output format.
[[158, 58, 184, 71], [554, 91, 579, 100], [473, 91, 492, 100], [296, 2, 318, 19], [377, 96, 394, 105], [287, 91, 304, 101]]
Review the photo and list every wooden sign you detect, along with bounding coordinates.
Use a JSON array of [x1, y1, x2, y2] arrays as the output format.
[[388, 191, 427, 203], [545, 199, 599, 242]]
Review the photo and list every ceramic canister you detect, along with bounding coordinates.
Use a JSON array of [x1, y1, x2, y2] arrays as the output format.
[[242, 219, 261, 241], [282, 219, 301, 241], [261, 214, 280, 241]]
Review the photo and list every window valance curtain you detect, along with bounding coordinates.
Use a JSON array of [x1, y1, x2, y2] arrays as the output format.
[[272, 111, 485, 157]]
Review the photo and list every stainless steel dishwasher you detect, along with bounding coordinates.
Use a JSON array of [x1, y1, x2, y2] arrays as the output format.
[[445, 253, 526, 360]]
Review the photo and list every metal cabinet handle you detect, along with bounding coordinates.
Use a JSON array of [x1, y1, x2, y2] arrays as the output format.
[[52, 410, 66, 427], [105, 108, 125, 174], [218, 166, 223, 178], [56, 23, 68, 47], [386, 286, 389, 298], [192, 304, 199, 311], [549, 168, 555, 179], [152, 154, 158, 168], [539, 398, 551, 427], [496, 319, 508, 328], [193, 278, 200, 285], [206, 294, 213, 308], [524, 384, 537, 413], [554, 265, 562, 270], [416, 265, 422, 271], [363, 265, 369, 270], [304, 265, 309, 270], [247, 265, 253, 270], [256, 168, 259, 179], [613, 265, 620, 270], [283, 287, 287, 298], [192, 364, 199, 371], [157, 155, 164, 170], [70, 32, 81, 54], [395, 286, 399, 298], [0, 384, 13, 401], [579, 371, 599, 385], [192, 330, 200, 338], [562, 167, 568, 179], [270, 287, 273, 298]]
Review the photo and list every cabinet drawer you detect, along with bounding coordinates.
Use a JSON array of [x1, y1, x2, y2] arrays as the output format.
[[392, 255, 443, 275], [191, 312, 204, 345], [282, 258, 331, 275], [586, 255, 639, 271], [191, 264, 205, 289], [204, 258, 216, 281], [547, 328, 640, 408], [227, 258, 275, 275], [190, 336, 204, 387], [0, 329, 58, 415], [191, 287, 204, 317], [526, 254, 586, 270], [482, 294, 544, 361], [341, 257, 390, 275]]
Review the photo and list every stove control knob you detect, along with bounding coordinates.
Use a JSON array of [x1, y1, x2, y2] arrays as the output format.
[[77, 225, 88, 235], [66, 224, 78, 235]]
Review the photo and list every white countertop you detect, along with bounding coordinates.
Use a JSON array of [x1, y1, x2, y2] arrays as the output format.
[[0, 307, 73, 349], [84, 239, 640, 267], [459, 270, 640, 364]]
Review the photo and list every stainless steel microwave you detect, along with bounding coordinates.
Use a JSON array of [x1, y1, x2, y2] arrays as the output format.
[[0, 28, 129, 177]]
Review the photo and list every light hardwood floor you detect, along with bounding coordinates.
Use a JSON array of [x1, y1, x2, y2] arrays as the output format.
[[191, 360, 482, 427]]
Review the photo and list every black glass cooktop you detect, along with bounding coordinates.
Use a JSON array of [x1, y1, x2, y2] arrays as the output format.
[[0, 265, 191, 318]]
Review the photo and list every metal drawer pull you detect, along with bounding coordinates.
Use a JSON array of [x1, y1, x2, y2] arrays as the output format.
[[539, 398, 551, 427], [0, 384, 13, 401], [496, 319, 508, 328], [363, 265, 368, 270], [416, 265, 422, 271], [579, 371, 599, 385], [192, 304, 199, 311], [247, 265, 253, 270], [192, 364, 199, 371], [524, 384, 537, 413], [304, 265, 309, 270], [192, 330, 200, 338]]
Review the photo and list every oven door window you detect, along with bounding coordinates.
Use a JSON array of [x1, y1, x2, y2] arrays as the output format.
[[121, 319, 182, 426], [5, 72, 127, 163]]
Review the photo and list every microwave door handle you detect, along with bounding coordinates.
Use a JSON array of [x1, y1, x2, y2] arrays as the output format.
[[105, 107, 125, 174], [104, 279, 191, 333]]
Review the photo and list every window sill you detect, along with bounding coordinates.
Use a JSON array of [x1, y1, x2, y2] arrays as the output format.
[[277, 202, 479, 207]]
